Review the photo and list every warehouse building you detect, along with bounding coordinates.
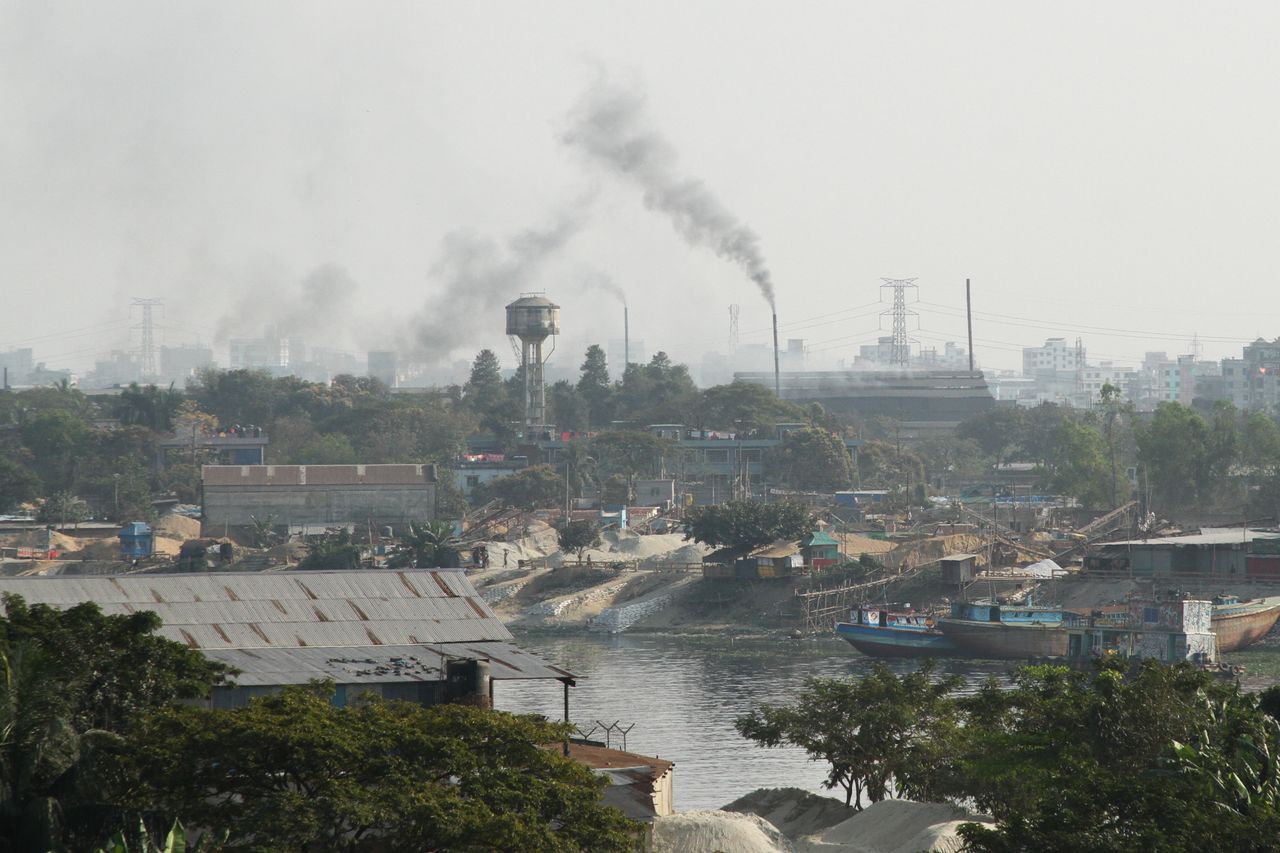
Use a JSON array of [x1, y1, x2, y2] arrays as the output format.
[[201, 464, 437, 534], [0, 569, 573, 709]]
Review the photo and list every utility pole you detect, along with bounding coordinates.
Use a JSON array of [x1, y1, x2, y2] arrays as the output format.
[[880, 279, 918, 367]]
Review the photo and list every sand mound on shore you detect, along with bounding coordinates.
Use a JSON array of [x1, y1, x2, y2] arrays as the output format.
[[797, 799, 990, 853], [723, 787, 855, 840], [651, 810, 794, 853]]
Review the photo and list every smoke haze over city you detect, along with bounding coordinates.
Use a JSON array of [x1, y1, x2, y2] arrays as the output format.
[[4, 2, 1280, 383]]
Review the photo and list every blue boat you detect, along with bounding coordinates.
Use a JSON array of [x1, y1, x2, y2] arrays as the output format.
[[835, 608, 956, 657]]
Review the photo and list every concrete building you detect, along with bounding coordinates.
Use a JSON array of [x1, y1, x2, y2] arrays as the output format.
[[449, 455, 527, 500], [1221, 338, 1280, 411], [159, 428, 267, 469], [160, 344, 214, 385], [1022, 337, 1084, 376], [0, 570, 574, 709], [0, 347, 35, 387], [1086, 529, 1280, 580], [201, 464, 437, 532]]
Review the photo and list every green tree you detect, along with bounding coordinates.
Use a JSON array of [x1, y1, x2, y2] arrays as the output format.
[[736, 662, 961, 808], [614, 353, 698, 423], [464, 348, 505, 411], [589, 430, 672, 495], [389, 520, 461, 569], [298, 529, 362, 570], [1137, 402, 1212, 510], [121, 685, 639, 852], [957, 406, 1025, 469], [20, 410, 90, 492], [576, 344, 613, 427], [483, 465, 563, 511], [693, 381, 807, 435], [547, 380, 589, 432], [0, 457, 40, 514], [37, 492, 89, 528], [953, 662, 1274, 852], [766, 427, 854, 492], [114, 384, 181, 432], [557, 519, 602, 560], [683, 499, 813, 553], [1048, 419, 1114, 509]]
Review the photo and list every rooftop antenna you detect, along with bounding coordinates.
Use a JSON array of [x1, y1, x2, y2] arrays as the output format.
[[880, 278, 918, 367]]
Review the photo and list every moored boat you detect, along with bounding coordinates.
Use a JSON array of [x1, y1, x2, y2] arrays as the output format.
[[937, 602, 1080, 659], [836, 608, 955, 657], [1211, 595, 1280, 652]]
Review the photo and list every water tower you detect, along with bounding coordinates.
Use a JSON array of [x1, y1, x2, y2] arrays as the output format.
[[505, 293, 560, 430]]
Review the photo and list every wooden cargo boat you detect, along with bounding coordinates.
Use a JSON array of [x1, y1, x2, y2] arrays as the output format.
[[1210, 595, 1280, 652], [937, 602, 1080, 660], [835, 608, 955, 657]]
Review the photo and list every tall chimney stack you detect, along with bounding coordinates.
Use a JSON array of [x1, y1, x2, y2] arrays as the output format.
[[772, 312, 781, 397]]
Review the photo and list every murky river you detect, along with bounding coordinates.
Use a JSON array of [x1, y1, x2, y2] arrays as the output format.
[[494, 633, 1012, 811], [495, 632, 1280, 811]]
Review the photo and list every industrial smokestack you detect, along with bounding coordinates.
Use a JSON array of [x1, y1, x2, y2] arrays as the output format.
[[624, 304, 630, 370], [966, 278, 974, 373], [772, 312, 781, 397]]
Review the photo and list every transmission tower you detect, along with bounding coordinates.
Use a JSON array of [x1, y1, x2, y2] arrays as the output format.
[[131, 297, 164, 378], [728, 304, 740, 351], [879, 278, 918, 367]]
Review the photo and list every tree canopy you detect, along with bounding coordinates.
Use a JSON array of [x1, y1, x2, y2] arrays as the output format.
[[683, 499, 814, 553], [122, 685, 639, 852]]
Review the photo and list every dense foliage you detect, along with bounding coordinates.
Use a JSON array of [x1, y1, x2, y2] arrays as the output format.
[[121, 685, 639, 853], [683, 499, 814, 553], [738, 660, 1280, 852]]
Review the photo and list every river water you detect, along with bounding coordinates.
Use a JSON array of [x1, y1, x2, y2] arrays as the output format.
[[496, 632, 1280, 812], [493, 633, 1012, 811]]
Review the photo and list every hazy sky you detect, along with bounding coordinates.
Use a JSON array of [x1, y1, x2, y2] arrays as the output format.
[[3, 2, 1280, 376]]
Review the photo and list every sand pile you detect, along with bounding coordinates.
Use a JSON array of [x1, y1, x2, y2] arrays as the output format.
[[651, 810, 794, 853], [795, 799, 990, 853], [834, 533, 896, 557], [724, 788, 854, 841], [155, 513, 202, 540]]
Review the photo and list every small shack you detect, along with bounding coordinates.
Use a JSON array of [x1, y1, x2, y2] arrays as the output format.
[[940, 553, 978, 584], [800, 531, 840, 570], [118, 522, 154, 559]]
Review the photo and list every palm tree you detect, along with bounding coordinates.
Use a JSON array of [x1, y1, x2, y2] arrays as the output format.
[[394, 520, 462, 568]]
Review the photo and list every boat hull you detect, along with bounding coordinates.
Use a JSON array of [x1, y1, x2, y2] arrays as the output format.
[[1212, 603, 1280, 653], [835, 622, 956, 658], [937, 618, 1068, 659]]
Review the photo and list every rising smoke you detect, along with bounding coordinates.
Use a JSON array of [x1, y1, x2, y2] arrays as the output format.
[[409, 203, 585, 361], [214, 263, 360, 347], [562, 78, 776, 309], [581, 269, 626, 305]]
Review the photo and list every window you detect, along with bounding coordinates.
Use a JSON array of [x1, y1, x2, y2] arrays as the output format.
[[466, 475, 479, 487], [705, 449, 729, 464]]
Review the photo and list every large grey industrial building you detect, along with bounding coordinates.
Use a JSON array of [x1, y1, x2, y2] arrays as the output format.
[[735, 369, 996, 439], [0, 570, 573, 708], [201, 464, 437, 533]]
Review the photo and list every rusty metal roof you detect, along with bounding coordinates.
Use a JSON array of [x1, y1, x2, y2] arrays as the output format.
[[0, 570, 512, 649]]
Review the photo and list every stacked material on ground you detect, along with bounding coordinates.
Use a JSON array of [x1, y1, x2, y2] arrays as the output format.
[[650, 810, 794, 853], [723, 787, 855, 841], [796, 799, 990, 853]]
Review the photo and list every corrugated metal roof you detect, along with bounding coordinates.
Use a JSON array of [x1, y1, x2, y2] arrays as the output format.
[[1102, 530, 1280, 547], [0, 570, 513, 648], [203, 640, 575, 685]]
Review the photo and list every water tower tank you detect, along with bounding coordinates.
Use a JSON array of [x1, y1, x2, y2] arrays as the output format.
[[505, 294, 560, 431], [505, 295, 560, 339]]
